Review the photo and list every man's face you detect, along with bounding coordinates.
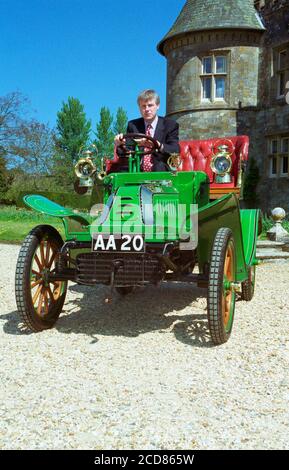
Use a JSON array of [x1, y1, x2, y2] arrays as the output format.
[[138, 99, 160, 122]]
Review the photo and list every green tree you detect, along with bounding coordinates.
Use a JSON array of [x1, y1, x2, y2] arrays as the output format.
[[94, 107, 114, 158], [0, 153, 10, 199], [113, 107, 128, 135], [54, 97, 91, 187], [55, 97, 91, 164]]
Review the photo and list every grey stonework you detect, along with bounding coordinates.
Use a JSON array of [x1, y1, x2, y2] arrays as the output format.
[[238, 104, 289, 212], [165, 31, 261, 120], [158, 0, 265, 54], [176, 109, 238, 140], [158, 0, 289, 213]]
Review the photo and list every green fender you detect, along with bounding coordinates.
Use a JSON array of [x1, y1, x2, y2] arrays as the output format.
[[240, 208, 261, 267], [197, 194, 259, 282], [23, 195, 91, 230]]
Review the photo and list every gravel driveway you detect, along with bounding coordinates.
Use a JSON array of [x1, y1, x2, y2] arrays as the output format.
[[0, 243, 288, 450]]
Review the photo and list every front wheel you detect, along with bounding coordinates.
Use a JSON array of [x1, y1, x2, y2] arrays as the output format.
[[207, 228, 236, 345], [15, 225, 67, 332]]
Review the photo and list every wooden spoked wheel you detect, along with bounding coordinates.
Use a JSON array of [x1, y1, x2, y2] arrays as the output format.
[[222, 241, 235, 329], [30, 239, 65, 318], [207, 228, 236, 345], [15, 225, 67, 332]]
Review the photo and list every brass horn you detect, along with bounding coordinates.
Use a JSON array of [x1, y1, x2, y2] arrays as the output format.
[[96, 156, 108, 181]]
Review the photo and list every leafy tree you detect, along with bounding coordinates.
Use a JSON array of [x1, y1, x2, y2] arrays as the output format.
[[12, 121, 55, 184], [55, 97, 91, 164], [0, 91, 30, 198], [0, 153, 11, 200], [0, 91, 29, 156], [113, 107, 128, 135], [54, 97, 91, 188], [94, 107, 114, 158], [0, 92, 54, 186]]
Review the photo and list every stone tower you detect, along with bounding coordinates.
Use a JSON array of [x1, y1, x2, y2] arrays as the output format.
[[157, 0, 265, 139]]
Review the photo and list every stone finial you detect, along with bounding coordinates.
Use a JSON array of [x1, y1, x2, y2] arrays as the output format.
[[267, 207, 289, 242]]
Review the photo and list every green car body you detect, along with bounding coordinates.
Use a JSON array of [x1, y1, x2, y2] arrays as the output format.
[[16, 141, 260, 345]]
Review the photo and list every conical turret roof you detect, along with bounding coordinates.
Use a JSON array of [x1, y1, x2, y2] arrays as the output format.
[[158, 0, 265, 54]]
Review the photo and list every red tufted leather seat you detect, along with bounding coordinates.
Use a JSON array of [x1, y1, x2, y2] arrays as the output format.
[[178, 135, 249, 188], [106, 135, 249, 196]]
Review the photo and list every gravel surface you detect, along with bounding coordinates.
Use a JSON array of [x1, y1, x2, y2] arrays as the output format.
[[0, 243, 288, 450]]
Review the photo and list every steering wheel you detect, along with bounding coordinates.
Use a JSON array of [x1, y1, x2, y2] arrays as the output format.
[[118, 133, 160, 156]]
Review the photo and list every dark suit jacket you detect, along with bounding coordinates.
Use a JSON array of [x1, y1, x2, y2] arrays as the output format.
[[127, 116, 180, 168], [117, 116, 180, 171]]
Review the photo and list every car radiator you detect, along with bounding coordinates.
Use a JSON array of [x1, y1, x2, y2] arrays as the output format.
[[75, 252, 164, 286]]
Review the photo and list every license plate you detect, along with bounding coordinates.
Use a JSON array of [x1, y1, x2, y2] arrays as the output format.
[[92, 234, 145, 252]]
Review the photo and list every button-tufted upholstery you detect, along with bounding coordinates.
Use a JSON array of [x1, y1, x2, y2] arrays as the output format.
[[178, 135, 249, 187], [106, 135, 249, 190]]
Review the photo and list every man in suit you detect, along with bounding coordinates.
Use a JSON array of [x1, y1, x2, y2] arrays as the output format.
[[114, 89, 180, 172]]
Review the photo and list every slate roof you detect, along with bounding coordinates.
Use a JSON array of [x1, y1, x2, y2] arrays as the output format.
[[158, 0, 265, 54]]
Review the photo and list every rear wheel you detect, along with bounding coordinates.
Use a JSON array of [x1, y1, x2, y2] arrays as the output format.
[[207, 228, 236, 345], [241, 265, 256, 301], [15, 225, 67, 332]]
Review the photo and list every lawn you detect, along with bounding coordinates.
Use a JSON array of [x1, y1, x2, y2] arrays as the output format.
[[0, 204, 287, 244], [0, 205, 64, 243]]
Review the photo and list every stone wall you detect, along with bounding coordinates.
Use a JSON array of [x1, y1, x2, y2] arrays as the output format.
[[250, 0, 289, 212], [162, 0, 289, 213], [165, 29, 262, 140], [176, 109, 237, 140], [238, 105, 289, 213]]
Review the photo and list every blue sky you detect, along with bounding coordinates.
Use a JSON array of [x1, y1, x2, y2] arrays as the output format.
[[0, 0, 183, 129]]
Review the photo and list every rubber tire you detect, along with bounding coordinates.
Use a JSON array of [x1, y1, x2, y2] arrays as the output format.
[[207, 228, 236, 345], [241, 265, 256, 301], [15, 225, 67, 332], [115, 286, 134, 295]]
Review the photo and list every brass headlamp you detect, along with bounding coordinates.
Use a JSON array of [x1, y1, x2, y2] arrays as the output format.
[[74, 151, 96, 189], [74, 144, 108, 193], [167, 153, 182, 172], [210, 139, 234, 183]]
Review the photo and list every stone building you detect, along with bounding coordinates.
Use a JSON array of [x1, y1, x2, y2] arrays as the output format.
[[157, 0, 289, 212]]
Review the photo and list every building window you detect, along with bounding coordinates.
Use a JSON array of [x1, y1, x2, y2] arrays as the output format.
[[281, 137, 289, 176], [201, 55, 227, 102], [270, 156, 277, 177], [271, 139, 278, 154], [276, 48, 289, 98], [282, 137, 289, 153], [281, 156, 288, 175], [268, 136, 289, 177]]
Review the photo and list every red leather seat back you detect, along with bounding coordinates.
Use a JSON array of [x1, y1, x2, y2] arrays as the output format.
[[178, 135, 249, 187], [106, 135, 249, 188], [106, 150, 121, 174]]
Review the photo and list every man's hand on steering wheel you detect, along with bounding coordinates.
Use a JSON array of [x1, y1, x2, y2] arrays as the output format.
[[114, 133, 125, 147], [115, 133, 161, 156]]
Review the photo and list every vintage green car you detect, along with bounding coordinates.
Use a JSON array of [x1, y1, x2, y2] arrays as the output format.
[[15, 134, 260, 345]]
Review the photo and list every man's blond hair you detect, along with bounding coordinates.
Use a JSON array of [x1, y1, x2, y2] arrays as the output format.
[[137, 89, 160, 106]]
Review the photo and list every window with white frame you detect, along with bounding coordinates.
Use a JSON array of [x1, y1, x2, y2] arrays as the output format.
[[201, 55, 227, 102], [277, 48, 288, 98], [268, 136, 289, 177], [281, 137, 289, 176]]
